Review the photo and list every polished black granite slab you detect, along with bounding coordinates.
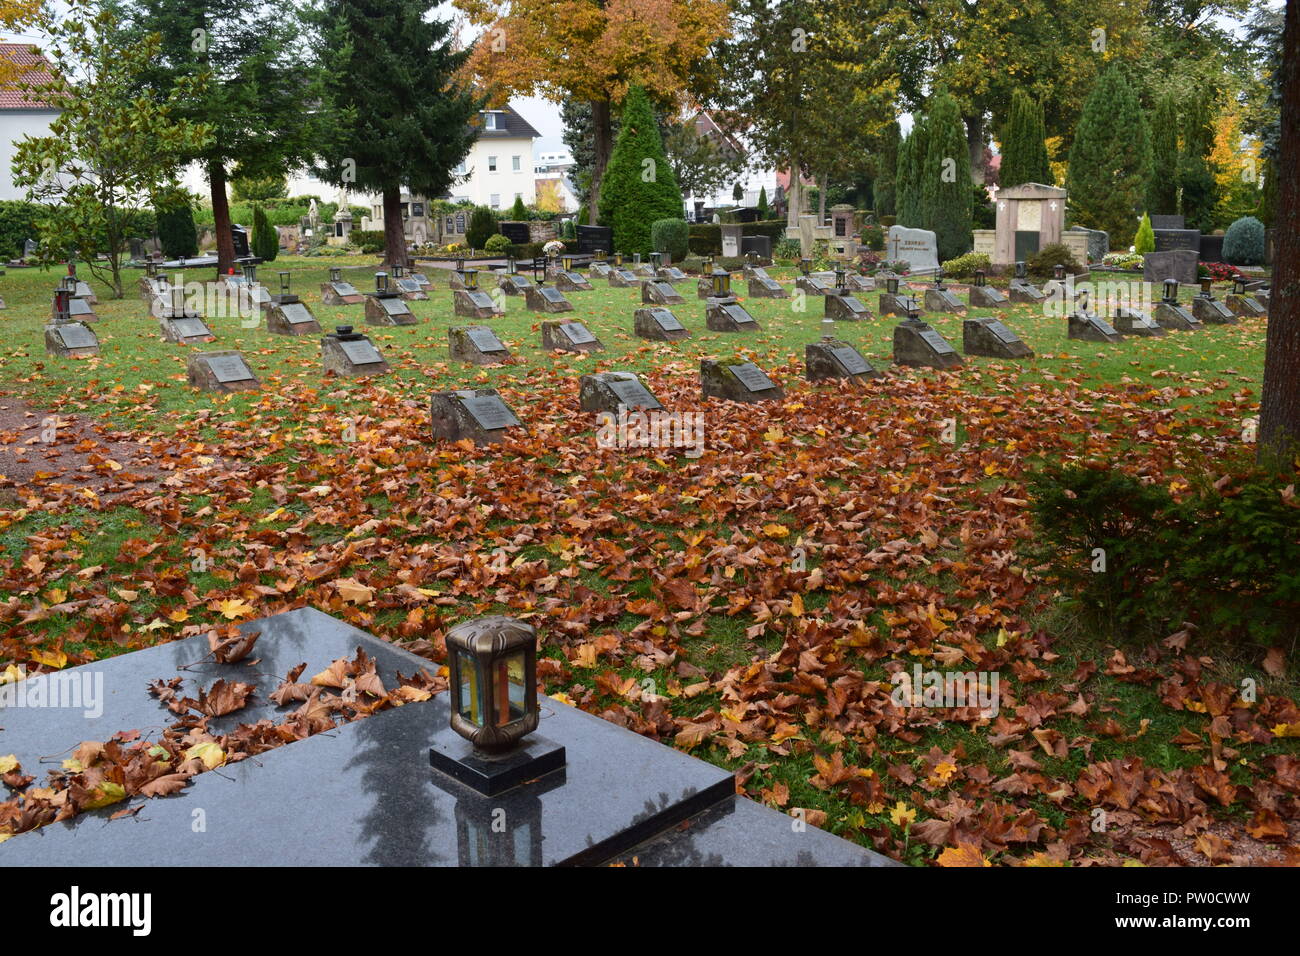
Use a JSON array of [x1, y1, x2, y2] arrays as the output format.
[[0, 608, 894, 867], [615, 796, 901, 867]]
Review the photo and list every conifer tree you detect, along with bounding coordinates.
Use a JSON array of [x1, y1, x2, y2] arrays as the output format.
[[1000, 90, 1052, 187], [1066, 66, 1152, 246], [920, 91, 973, 261], [598, 85, 684, 255], [1146, 93, 1180, 215], [1179, 88, 1220, 231]]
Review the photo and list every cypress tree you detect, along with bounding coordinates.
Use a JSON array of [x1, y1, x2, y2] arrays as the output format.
[[757, 185, 770, 219], [1179, 88, 1220, 231], [251, 203, 278, 261], [920, 91, 973, 261], [1146, 93, 1180, 215], [1066, 66, 1152, 246], [598, 84, 684, 255], [874, 119, 899, 216], [1001, 90, 1052, 187], [157, 200, 199, 259]]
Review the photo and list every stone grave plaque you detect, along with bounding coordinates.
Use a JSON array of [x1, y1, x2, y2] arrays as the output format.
[[209, 354, 254, 383], [634, 307, 690, 341], [1191, 296, 1237, 325], [825, 292, 868, 320], [831, 346, 871, 375], [724, 304, 754, 324], [894, 321, 963, 369], [1225, 293, 1266, 318], [923, 288, 967, 314], [333, 281, 361, 297], [561, 322, 596, 345], [1008, 280, 1046, 304], [269, 300, 321, 336], [170, 317, 213, 341], [748, 275, 788, 299], [68, 298, 97, 321], [1112, 308, 1165, 337], [462, 394, 521, 431], [805, 339, 880, 382], [541, 286, 570, 304], [919, 328, 956, 354], [731, 362, 776, 392], [56, 323, 97, 350], [607, 376, 661, 411], [963, 318, 1033, 358], [1067, 312, 1122, 343], [468, 326, 506, 352], [381, 297, 408, 316], [642, 280, 685, 305], [280, 302, 315, 325], [1143, 249, 1199, 287], [969, 284, 1009, 308], [1153, 302, 1202, 331], [652, 309, 684, 332], [985, 320, 1019, 345], [705, 299, 760, 332], [468, 291, 495, 310], [340, 338, 384, 366]]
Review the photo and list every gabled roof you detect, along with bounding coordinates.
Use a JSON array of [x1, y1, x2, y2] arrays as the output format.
[[476, 103, 541, 139], [0, 43, 57, 110]]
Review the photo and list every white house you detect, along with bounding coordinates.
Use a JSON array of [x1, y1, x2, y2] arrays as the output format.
[[0, 43, 59, 202], [683, 110, 781, 218], [447, 105, 540, 210]]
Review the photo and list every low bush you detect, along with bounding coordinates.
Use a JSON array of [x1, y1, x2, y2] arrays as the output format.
[[651, 218, 689, 261], [1222, 215, 1266, 265], [1026, 242, 1083, 279], [483, 233, 512, 254], [940, 252, 991, 279], [350, 230, 384, 255]]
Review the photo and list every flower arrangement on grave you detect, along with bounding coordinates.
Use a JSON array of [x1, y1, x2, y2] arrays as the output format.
[[878, 258, 911, 276], [1198, 261, 1237, 282], [542, 239, 565, 258]]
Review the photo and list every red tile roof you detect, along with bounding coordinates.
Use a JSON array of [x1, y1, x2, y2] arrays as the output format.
[[0, 43, 57, 110]]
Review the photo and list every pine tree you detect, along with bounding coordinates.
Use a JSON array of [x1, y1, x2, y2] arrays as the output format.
[[1001, 90, 1052, 188], [757, 185, 770, 219], [157, 200, 199, 259], [598, 85, 684, 256], [1066, 66, 1152, 246], [311, 0, 483, 266], [874, 120, 900, 216], [251, 204, 278, 261], [508, 195, 528, 220], [1134, 213, 1155, 254], [1146, 93, 1180, 215], [896, 120, 927, 227], [1179, 88, 1220, 231], [920, 91, 973, 261]]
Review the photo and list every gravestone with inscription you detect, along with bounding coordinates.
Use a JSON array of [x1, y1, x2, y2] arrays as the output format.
[[321, 325, 390, 378], [987, 183, 1066, 265], [705, 270, 760, 332], [579, 371, 662, 413], [923, 273, 966, 314], [805, 338, 881, 382], [1190, 280, 1237, 325], [391, 265, 428, 301], [634, 307, 690, 342], [656, 262, 688, 284], [1008, 262, 1047, 304], [139, 261, 170, 302], [449, 325, 513, 365], [1067, 293, 1122, 343], [1254, 288, 1270, 310], [968, 271, 1008, 308], [555, 263, 593, 293], [700, 359, 784, 403], [429, 388, 521, 446], [1226, 280, 1267, 318], [497, 260, 532, 296], [267, 290, 322, 336], [53, 279, 98, 323], [321, 267, 365, 305], [1154, 228, 1201, 253], [878, 275, 920, 317], [885, 225, 940, 275], [1142, 249, 1199, 287], [541, 319, 603, 353], [454, 272, 504, 319], [1111, 305, 1165, 337], [795, 270, 833, 296], [365, 274, 418, 326], [187, 350, 259, 392], [893, 316, 962, 369], [1153, 282, 1202, 331], [824, 282, 870, 321], [608, 255, 639, 288], [589, 251, 612, 279], [159, 309, 215, 345], [746, 267, 788, 299], [641, 278, 685, 306], [44, 320, 100, 358], [524, 280, 574, 313], [962, 316, 1033, 358]]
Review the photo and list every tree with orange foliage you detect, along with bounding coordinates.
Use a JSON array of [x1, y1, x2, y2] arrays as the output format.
[[452, 0, 729, 224]]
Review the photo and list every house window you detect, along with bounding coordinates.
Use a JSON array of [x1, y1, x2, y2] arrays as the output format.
[[490, 194, 500, 209], [453, 161, 466, 176], [485, 112, 500, 131], [488, 156, 497, 172], [512, 155, 521, 172]]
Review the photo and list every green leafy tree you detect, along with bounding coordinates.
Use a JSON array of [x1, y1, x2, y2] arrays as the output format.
[[251, 203, 278, 261], [1145, 93, 1180, 215], [311, 0, 483, 267], [874, 120, 899, 216], [756, 185, 770, 219], [131, 0, 318, 275], [156, 194, 199, 258], [1134, 213, 1155, 254], [12, 1, 210, 297], [896, 119, 927, 227], [598, 84, 683, 255], [1066, 65, 1152, 246], [465, 205, 497, 250], [663, 118, 742, 204], [1000, 89, 1052, 187], [231, 173, 288, 203], [1222, 215, 1265, 265], [919, 90, 973, 261]]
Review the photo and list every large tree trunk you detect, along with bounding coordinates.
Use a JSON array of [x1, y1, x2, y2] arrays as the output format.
[[209, 160, 236, 277], [965, 113, 987, 185], [382, 185, 408, 268], [588, 99, 613, 225], [1258, 0, 1300, 466]]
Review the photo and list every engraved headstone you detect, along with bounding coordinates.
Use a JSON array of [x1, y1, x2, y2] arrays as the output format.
[[1225, 290, 1266, 318], [805, 338, 882, 382], [824, 290, 870, 321], [44, 321, 100, 357], [365, 292, 417, 326], [321, 272, 365, 305], [429, 388, 521, 446], [322, 326, 390, 377], [1153, 300, 1202, 331], [1112, 307, 1166, 337], [923, 286, 967, 314], [160, 315, 216, 345], [1191, 287, 1238, 325], [705, 298, 760, 332], [555, 269, 593, 292], [885, 225, 940, 275], [962, 317, 1033, 358], [893, 319, 962, 369], [449, 325, 513, 365], [187, 350, 259, 392], [641, 279, 685, 306], [268, 299, 322, 336], [454, 286, 503, 319], [968, 282, 1009, 308], [634, 307, 690, 341], [700, 359, 784, 403], [541, 319, 603, 353], [878, 281, 920, 318], [1142, 249, 1199, 287], [608, 265, 638, 287], [524, 283, 574, 312], [1067, 302, 1123, 342], [579, 371, 662, 413]]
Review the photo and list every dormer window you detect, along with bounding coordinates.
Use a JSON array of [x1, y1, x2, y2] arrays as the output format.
[[484, 111, 501, 131]]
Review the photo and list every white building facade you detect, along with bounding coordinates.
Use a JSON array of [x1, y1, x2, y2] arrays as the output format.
[[0, 44, 60, 201]]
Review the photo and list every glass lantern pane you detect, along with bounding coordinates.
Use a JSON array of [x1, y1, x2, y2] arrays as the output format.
[[457, 649, 482, 725], [491, 651, 527, 726]]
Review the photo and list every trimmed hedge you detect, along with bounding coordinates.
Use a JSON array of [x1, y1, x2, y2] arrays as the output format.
[[687, 218, 788, 256], [351, 229, 384, 254], [0, 199, 42, 259], [650, 218, 689, 261], [1222, 216, 1265, 266]]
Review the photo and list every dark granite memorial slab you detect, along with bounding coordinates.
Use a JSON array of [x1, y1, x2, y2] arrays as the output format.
[[805, 339, 881, 383], [747, 276, 788, 299], [893, 320, 962, 369], [878, 292, 918, 317], [321, 281, 365, 305], [498, 273, 533, 296], [365, 294, 417, 327], [449, 325, 513, 366], [923, 288, 967, 314], [705, 298, 760, 332], [962, 317, 1033, 358], [0, 607, 758, 867], [187, 350, 259, 392], [1154, 228, 1201, 253], [430, 388, 521, 445], [160, 315, 216, 344], [641, 280, 686, 306], [1067, 311, 1123, 342], [609, 269, 638, 288], [1143, 249, 1199, 287], [1149, 215, 1185, 230], [579, 371, 663, 413], [1225, 293, 1266, 318], [657, 266, 687, 283], [541, 319, 603, 353], [796, 275, 832, 296], [634, 307, 690, 342], [824, 291, 869, 321], [614, 795, 898, 867], [246, 284, 273, 311], [268, 300, 321, 336], [842, 273, 874, 293], [44, 322, 99, 357], [555, 271, 593, 292], [1191, 295, 1237, 325], [454, 288, 503, 319], [1153, 301, 1202, 331], [969, 285, 1009, 308], [322, 333, 390, 377], [63, 297, 98, 323], [589, 261, 612, 279], [396, 278, 428, 301], [701, 359, 783, 403], [1112, 307, 1166, 337], [1008, 280, 1046, 304], [524, 284, 574, 312]]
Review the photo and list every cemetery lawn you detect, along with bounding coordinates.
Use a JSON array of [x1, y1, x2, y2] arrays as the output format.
[[2, 257, 1295, 866]]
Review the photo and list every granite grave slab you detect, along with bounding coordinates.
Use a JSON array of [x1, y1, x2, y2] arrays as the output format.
[[700, 359, 783, 403], [365, 294, 417, 327], [449, 325, 513, 365], [430, 388, 521, 445], [187, 350, 259, 392], [579, 371, 662, 413], [541, 319, 603, 353], [44, 322, 100, 358], [705, 298, 760, 332], [962, 317, 1033, 358], [805, 339, 881, 382], [893, 320, 962, 369], [634, 307, 690, 342], [641, 280, 685, 306]]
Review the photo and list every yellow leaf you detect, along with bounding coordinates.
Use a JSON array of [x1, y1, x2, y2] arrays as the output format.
[[83, 782, 126, 810], [217, 598, 255, 620], [185, 742, 226, 769], [762, 523, 790, 539], [167, 608, 190, 622], [44, 587, 66, 604], [0, 755, 19, 774], [937, 842, 990, 867], [30, 648, 67, 669], [1, 664, 24, 684], [790, 593, 804, 617], [890, 801, 916, 827]]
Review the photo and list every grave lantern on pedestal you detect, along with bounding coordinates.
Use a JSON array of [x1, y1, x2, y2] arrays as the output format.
[[835, 266, 846, 292], [799, 258, 812, 276], [1162, 279, 1178, 304], [243, 263, 258, 284], [710, 268, 732, 298], [506, 256, 516, 275], [278, 272, 292, 299], [446, 616, 539, 752], [532, 258, 545, 284], [613, 252, 624, 267], [1053, 264, 1065, 282], [53, 288, 72, 323], [561, 255, 574, 273], [885, 275, 900, 295], [1015, 261, 1027, 280], [464, 269, 479, 291], [456, 258, 465, 274], [1232, 276, 1247, 296], [392, 263, 405, 280], [375, 271, 390, 294], [974, 270, 986, 287], [1199, 277, 1214, 298], [649, 252, 662, 270], [146, 260, 158, 278], [330, 267, 342, 283]]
